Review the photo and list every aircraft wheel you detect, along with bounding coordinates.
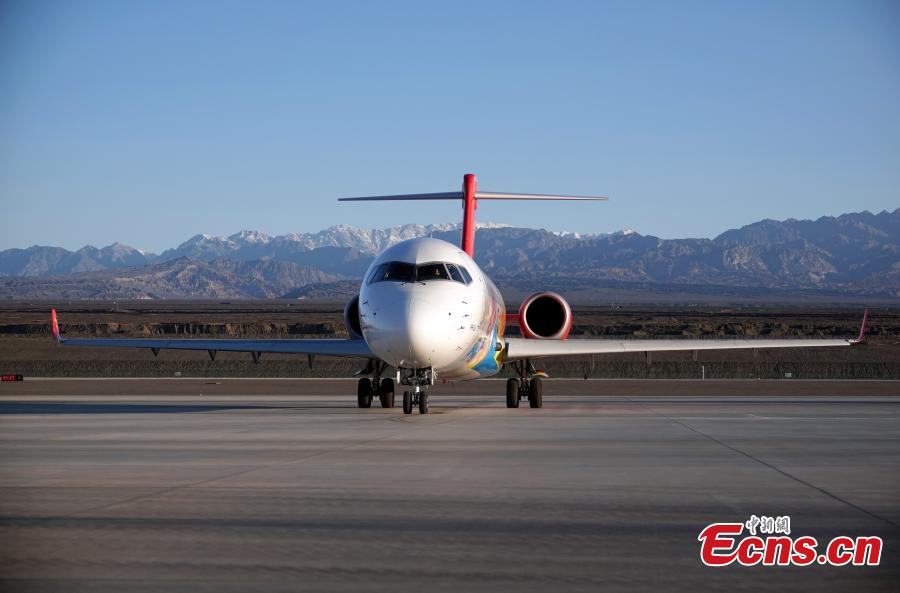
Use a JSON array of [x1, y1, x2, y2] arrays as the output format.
[[379, 378, 395, 408], [357, 378, 373, 408], [528, 377, 543, 408], [402, 391, 413, 415], [506, 378, 520, 408], [418, 391, 429, 414]]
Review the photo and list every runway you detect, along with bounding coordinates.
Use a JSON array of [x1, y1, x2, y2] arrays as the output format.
[[1, 380, 899, 592]]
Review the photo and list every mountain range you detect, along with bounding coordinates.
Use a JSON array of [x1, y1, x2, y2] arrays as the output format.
[[0, 209, 897, 300], [0, 258, 337, 300]]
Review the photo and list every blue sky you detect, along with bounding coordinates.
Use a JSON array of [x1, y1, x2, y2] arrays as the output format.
[[1, 0, 898, 252]]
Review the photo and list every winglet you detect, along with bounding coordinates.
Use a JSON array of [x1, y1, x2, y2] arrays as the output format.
[[51, 309, 61, 343], [849, 309, 868, 345]]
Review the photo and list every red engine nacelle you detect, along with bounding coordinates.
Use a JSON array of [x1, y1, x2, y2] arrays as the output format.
[[518, 291, 573, 340]]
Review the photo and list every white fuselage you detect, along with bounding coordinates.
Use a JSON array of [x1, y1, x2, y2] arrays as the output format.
[[358, 237, 506, 381]]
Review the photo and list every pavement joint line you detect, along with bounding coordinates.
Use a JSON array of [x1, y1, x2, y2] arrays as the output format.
[[64, 416, 439, 518], [623, 395, 900, 531]]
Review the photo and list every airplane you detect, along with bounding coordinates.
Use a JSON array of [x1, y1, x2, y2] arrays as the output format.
[[50, 173, 869, 414]]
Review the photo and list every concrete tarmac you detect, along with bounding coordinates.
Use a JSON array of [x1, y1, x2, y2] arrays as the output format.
[[1, 379, 899, 592]]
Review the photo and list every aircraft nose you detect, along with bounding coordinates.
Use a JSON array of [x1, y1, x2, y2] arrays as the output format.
[[403, 296, 452, 367], [361, 282, 476, 370]]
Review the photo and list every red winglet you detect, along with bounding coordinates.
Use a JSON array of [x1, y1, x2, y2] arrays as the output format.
[[850, 309, 868, 345], [51, 309, 60, 342]]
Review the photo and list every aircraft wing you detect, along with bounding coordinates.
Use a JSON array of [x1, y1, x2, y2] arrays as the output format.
[[57, 337, 374, 357], [504, 310, 868, 360], [51, 310, 374, 358]]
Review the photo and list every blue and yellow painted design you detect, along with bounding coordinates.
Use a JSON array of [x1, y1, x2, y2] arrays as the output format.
[[465, 298, 505, 376]]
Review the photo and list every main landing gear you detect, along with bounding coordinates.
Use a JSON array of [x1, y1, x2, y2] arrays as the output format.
[[356, 360, 395, 409], [506, 376, 543, 408], [357, 375, 395, 409], [506, 359, 544, 408]]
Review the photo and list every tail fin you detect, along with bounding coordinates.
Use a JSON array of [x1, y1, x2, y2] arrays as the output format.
[[338, 173, 607, 257]]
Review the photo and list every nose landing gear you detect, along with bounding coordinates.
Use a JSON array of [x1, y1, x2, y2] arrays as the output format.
[[399, 367, 433, 415], [402, 388, 429, 415]]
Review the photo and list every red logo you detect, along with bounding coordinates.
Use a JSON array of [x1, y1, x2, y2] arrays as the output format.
[[699, 517, 882, 567]]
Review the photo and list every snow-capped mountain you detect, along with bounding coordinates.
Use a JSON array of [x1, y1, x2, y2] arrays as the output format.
[[159, 222, 514, 262], [2, 209, 898, 298], [229, 230, 272, 245]]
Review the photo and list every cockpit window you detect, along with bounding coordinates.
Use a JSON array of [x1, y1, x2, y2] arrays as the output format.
[[367, 263, 388, 285], [384, 262, 416, 282], [458, 266, 473, 284], [416, 263, 449, 281], [369, 261, 473, 284], [370, 261, 415, 283], [446, 263, 465, 283]]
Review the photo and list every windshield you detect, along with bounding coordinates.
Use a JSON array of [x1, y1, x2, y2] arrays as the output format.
[[369, 261, 472, 284], [369, 262, 415, 283], [416, 263, 449, 281]]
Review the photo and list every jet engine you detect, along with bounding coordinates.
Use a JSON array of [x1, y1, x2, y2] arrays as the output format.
[[343, 294, 363, 339], [518, 291, 573, 340]]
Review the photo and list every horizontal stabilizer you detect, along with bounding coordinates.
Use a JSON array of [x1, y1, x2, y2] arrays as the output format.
[[338, 173, 607, 256], [476, 192, 607, 201], [339, 192, 462, 202], [339, 191, 607, 202]]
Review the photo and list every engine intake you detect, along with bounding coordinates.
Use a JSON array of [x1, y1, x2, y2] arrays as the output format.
[[518, 292, 572, 340], [343, 294, 363, 339]]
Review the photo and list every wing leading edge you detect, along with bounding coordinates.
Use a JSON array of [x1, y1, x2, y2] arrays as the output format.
[[57, 337, 374, 358], [504, 310, 868, 360], [51, 310, 374, 358]]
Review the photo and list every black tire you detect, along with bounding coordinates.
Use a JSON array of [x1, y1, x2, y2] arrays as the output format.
[[529, 377, 543, 408], [379, 378, 395, 408], [418, 391, 429, 414], [402, 391, 413, 415], [506, 378, 520, 408], [357, 378, 373, 408]]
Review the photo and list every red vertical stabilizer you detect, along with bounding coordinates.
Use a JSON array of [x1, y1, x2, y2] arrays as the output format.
[[461, 174, 477, 257]]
